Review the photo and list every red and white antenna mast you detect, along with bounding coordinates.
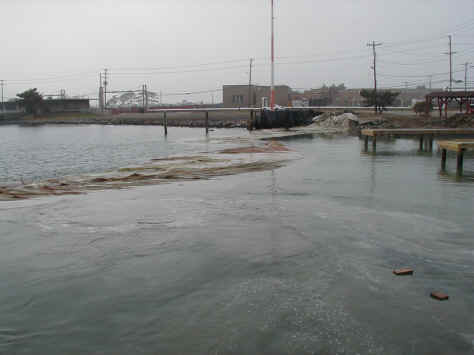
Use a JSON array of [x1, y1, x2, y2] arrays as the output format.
[[270, 0, 275, 110]]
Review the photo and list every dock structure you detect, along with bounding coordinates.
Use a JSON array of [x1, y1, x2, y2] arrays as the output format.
[[148, 107, 320, 134], [438, 140, 474, 176], [361, 128, 474, 153], [425, 91, 474, 118]]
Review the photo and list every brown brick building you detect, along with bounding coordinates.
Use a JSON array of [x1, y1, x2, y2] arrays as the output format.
[[223, 85, 290, 108]]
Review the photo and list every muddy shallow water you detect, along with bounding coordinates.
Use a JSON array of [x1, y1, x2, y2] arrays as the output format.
[[0, 125, 250, 186], [0, 125, 474, 354]]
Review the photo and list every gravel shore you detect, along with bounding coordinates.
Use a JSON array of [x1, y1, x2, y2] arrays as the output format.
[[0, 111, 250, 128]]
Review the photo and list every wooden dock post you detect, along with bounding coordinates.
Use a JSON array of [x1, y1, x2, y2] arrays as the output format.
[[457, 150, 464, 176], [205, 111, 209, 135], [429, 136, 434, 152], [419, 136, 424, 151], [441, 149, 447, 170], [164, 112, 168, 136], [438, 140, 474, 175], [248, 110, 254, 131], [364, 135, 369, 152]]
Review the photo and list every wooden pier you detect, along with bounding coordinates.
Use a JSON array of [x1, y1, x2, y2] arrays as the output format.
[[148, 107, 319, 134], [438, 140, 474, 176], [361, 128, 474, 153]]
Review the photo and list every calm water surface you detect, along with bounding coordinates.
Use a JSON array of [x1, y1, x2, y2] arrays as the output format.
[[0, 125, 473, 355]]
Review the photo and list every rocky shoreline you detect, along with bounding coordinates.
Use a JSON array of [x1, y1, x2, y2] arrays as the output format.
[[0, 112, 249, 128], [1, 110, 472, 133]]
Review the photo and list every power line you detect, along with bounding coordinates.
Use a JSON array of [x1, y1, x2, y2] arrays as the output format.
[[381, 17, 474, 49], [111, 58, 250, 72], [109, 64, 250, 76], [378, 69, 463, 79], [161, 89, 222, 97], [4, 71, 97, 83], [378, 58, 447, 66]]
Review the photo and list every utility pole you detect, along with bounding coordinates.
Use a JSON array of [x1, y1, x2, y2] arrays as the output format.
[[462, 62, 471, 93], [248, 58, 253, 107], [1, 80, 4, 118], [103, 68, 108, 110], [145, 84, 148, 111], [270, 0, 275, 110], [444, 35, 457, 91], [462, 62, 471, 112], [99, 73, 104, 112], [160, 91, 163, 106], [367, 41, 382, 114], [428, 75, 433, 90]]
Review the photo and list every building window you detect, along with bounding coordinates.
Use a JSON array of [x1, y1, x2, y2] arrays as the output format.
[[232, 95, 244, 105]]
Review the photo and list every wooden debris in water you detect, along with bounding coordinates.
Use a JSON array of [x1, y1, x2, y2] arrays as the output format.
[[393, 268, 414, 276], [430, 292, 449, 301]]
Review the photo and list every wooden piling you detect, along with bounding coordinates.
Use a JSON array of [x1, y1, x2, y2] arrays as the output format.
[[248, 110, 254, 131], [205, 111, 209, 135], [457, 150, 464, 176], [419, 136, 424, 151], [441, 149, 447, 170], [439, 140, 474, 175], [164, 112, 168, 136], [364, 135, 369, 152], [372, 135, 377, 152], [429, 136, 434, 152]]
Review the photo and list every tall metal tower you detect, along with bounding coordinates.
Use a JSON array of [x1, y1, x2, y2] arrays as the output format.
[[270, 0, 275, 110], [1, 80, 4, 118]]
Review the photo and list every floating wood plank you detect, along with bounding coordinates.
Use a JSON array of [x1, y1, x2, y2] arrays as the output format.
[[393, 268, 414, 276], [430, 292, 449, 301]]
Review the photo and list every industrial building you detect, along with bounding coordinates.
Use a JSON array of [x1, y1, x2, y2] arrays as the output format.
[[13, 98, 90, 114], [223, 85, 290, 108], [41, 98, 90, 113]]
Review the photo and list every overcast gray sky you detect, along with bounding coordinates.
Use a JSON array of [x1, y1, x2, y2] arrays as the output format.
[[2, 0, 474, 103]]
